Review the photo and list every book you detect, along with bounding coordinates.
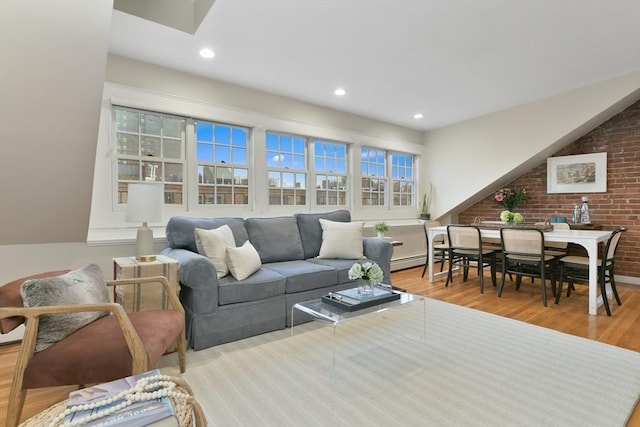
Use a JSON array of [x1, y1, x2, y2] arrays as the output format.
[[64, 369, 176, 427], [335, 286, 394, 303]]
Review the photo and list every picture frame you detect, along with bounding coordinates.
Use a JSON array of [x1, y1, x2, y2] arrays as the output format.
[[547, 153, 607, 193]]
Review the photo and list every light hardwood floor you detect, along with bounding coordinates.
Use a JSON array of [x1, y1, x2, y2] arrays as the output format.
[[1, 266, 639, 425]]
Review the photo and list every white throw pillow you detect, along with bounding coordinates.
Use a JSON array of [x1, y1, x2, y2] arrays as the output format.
[[318, 219, 365, 259], [226, 240, 262, 281], [194, 225, 235, 279]]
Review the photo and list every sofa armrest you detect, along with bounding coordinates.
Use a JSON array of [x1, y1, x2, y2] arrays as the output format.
[[161, 248, 219, 309], [363, 237, 394, 285]]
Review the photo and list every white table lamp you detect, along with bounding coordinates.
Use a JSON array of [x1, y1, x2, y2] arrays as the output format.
[[125, 183, 164, 259]]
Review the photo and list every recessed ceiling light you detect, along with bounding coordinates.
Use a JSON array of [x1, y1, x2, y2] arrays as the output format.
[[200, 48, 215, 59], [413, 113, 424, 119], [334, 88, 346, 96]]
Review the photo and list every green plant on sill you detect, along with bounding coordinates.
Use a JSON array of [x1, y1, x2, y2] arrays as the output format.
[[420, 182, 433, 219], [373, 221, 389, 234]]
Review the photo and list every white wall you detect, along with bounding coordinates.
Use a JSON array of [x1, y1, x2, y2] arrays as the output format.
[[423, 71, 640, 221]]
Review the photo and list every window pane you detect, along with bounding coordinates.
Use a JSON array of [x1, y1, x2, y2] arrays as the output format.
[[164, 163, 182, 182], [118, 159, 139, 180], [268, 171, 280, 187], [280, 135, 292, 152], [283, 172, 294, 188], [163, 138, 181, 159], [232, 147, 246, 164], [233, 187, 249, 204], [163, 117, 182, 138], [116, 109, 138, 133], [234, 168, 248, 185], [294, 155, 305, 169], [164, 184, 183, 204], [266, 133, 278, 150], [215, 126, 230, 144], [142, 161, 162, 182], [281, 154, 292, 169], [197, 144, 213, 162], [266, 151, 279, 168], [141, 136, 161, 157], [117, 133, 139, 155], [232, 128, 247, 147], [141, 113, 161, 135], [196, 123, 213, 142], [293, 137, 305, 153], [215, 145, 231, 163], [216, 167, 233, 184], [336, 159, 345, 173], [200, 165, 215, 184]]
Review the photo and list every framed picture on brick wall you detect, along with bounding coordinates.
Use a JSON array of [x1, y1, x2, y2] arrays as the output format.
[[547, 152, 607, 193]]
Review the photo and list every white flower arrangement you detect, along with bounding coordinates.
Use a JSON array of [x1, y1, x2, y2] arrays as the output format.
[[348, 261, 384, 285]]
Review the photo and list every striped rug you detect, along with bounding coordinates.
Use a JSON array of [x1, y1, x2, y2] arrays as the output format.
[[158, 298, 640, 426]]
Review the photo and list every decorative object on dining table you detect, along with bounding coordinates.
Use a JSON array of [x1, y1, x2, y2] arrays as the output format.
[[372, 221, 389, 238], [580, 196, 591, 224], [348, 261, 384, 296], [494, 187, 527, 211], [500, 210, 524, 224]]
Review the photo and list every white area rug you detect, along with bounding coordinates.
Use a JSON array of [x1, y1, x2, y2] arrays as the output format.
[[159, 298, 640, 426]]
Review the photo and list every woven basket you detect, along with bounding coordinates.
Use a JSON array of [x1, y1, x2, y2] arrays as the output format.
[[20, 377, 207, 427]]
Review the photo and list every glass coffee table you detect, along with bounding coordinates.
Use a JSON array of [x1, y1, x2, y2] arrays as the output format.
[[291, 287, 425, 367]]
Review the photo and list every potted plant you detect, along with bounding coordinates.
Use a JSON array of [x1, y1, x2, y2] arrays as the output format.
[[373, 221, 389, 238], [420, 182, 433, 220]]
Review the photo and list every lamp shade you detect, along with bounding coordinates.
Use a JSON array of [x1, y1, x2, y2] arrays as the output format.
[[125, 183, 164, 223]]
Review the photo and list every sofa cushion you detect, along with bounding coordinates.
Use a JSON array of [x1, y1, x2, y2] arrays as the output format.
[[262, 260, 337, 294], [166, 216, 248, 253], [194, 225, 235, 278], [226, 241, 262, 280], [318, 219, 365, 259], [295, 210, 351, 258], [218, 268, 286, 305], [23, 310, 184, 389], [245, 216, 304, 263], [20, 264, 110, 352], [0, 270, 70, 334], [306, 258, 374, 285]]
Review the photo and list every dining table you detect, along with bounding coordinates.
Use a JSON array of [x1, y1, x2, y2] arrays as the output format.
[[426, 225, 613, 315]]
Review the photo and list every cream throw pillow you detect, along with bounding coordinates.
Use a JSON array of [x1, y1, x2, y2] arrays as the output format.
[[226, 240, 262, 281], [195, 225, 235, 279], [318, 219, 365, 259]]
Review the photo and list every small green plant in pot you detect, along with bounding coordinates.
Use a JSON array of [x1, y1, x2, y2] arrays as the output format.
[[373, 221, 389, 238]]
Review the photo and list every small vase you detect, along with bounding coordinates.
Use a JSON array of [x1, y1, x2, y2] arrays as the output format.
[[358, 279, 374, 296], [376, 231, 385, 238]]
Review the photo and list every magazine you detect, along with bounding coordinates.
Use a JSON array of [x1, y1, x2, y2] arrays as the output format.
[[64, 369, 176, 427], [335, 286, 393, 303]]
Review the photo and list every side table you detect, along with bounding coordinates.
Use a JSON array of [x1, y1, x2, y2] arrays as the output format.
[[113, 255, 180, 312]]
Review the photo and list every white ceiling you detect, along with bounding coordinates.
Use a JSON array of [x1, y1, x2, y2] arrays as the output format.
[[109, 0, 640, 131]]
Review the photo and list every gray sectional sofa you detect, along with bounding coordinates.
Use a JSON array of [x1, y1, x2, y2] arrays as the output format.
[[162, 210, 393, 350]]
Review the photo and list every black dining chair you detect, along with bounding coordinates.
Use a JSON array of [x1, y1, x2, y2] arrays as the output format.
[[555, 228, 626, 316], [446, 225, 496, 293], [498, 227, 557, 306]]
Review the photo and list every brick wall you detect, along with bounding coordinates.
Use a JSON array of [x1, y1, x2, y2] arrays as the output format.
[[459, 100, 640, 280]]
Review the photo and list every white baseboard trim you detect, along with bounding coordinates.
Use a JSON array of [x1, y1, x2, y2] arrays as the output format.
[[391, 255, 426, 271]]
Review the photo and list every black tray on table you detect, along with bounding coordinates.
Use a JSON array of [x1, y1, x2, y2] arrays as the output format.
[[321, 286, 401, 312]]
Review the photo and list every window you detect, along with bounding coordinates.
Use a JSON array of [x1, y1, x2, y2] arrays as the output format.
[[266, 132, 307, 205], [361, 147, 386, 206], [114, 107, 185, 205], [314, 140, 347, 206], [391, 152, 415, 206], [196, 121, 249, 205]]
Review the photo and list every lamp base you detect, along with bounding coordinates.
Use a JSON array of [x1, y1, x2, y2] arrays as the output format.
[[135, 222, 154, 260]]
